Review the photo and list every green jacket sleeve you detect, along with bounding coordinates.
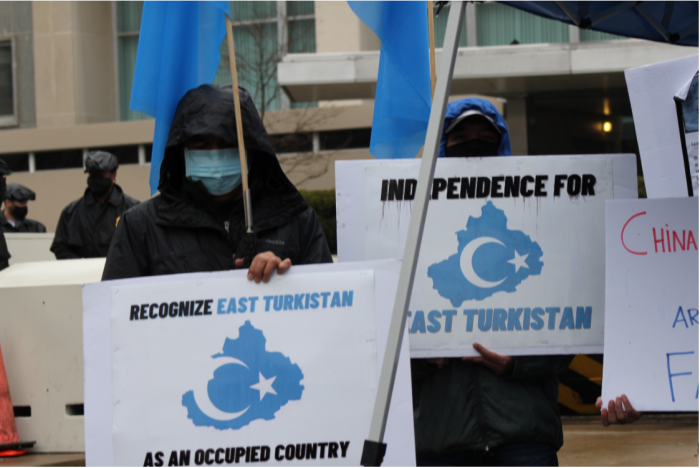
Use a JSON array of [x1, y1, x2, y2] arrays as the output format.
[[507, 355, 574, 383]]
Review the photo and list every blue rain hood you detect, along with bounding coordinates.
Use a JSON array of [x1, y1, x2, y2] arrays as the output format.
[[439, 98, 511, 158]]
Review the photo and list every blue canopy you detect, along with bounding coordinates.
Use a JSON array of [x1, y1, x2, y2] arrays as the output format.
[[501, 1, 698, 47]]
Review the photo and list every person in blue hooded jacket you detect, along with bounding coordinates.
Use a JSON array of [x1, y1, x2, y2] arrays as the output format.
[[411, 98, 573, 466], [438, 97, 511, 158]]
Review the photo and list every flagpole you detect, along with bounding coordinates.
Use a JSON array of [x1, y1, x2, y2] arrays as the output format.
[[360, 2, 466, 466], [427, 1, 437, 98], [225, 14, 258, 267]]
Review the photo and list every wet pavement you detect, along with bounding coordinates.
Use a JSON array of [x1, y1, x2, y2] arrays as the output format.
[[1, 415, 696, 467], [559, 415, 699, 467]]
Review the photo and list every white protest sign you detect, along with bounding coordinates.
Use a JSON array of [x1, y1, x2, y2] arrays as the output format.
[[626, 54, 698, 198], [675, 72, 699, 195], [602, 197, 698, 411], [337, 155, 638, 357], [83, 261, 415, 466]]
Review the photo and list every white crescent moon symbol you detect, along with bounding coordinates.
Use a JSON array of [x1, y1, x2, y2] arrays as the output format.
[[193, 356, 250, 421], [460, 237, 507, 288]]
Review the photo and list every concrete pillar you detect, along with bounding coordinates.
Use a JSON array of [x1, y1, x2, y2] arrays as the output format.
[[569, 25, 580, 43], [32, 1, 116, 128], [466, 3, 478, 47], [315, 1, 379, 53], [312, 132, 320, 153], [506, 97, 528, 155]]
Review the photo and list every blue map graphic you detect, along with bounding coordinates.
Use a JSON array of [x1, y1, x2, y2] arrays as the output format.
[[427, 201, 543, 306], [182, 321, 304, 430]]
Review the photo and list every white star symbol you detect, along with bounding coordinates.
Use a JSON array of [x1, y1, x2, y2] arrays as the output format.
[[250, 372, 277, 401], [507, 250, 529, 273]]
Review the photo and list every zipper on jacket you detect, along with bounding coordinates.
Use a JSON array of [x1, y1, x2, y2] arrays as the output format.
[[224, 221, 230, 233], [472, 365, 490, 451]]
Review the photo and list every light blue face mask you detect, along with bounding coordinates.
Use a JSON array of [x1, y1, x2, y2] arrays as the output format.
[[184, 148, 242, 196]]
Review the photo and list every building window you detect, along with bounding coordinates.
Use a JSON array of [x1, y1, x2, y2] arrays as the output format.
[[270, 132, 313, 154], [90, 145, 140, 166], [320, 129, 372, 151], [35, 149, 84, 171], [114, 2, 315, 119], [213, 1, 317, 115], [116, 1, 150, 122], [0, 153, 28, 173], [526, 89, 640, 173], [0, 38, 18, 127], [476, 2, 569, 46], [432, 4, 468, 48]]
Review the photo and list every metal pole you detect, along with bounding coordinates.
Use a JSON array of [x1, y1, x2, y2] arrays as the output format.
[[427, 1, 436, 98], [360, 3, 466, 466]]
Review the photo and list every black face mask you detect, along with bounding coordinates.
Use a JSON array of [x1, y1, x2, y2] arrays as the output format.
[[87, 176, 113, 198], [11, 206, 27, 220], [445, 139, 500, 158]]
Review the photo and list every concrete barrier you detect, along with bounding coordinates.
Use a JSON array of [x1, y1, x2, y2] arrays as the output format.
[[0, 259, 104, 452], [4, 233, 56, 265]]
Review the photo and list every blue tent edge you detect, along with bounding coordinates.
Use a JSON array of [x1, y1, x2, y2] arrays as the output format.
[[500, 1, 698, 47]]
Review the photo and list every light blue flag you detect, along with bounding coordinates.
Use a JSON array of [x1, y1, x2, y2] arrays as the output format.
[[348, 1, 431, 159], [130, 1, 230, 195]]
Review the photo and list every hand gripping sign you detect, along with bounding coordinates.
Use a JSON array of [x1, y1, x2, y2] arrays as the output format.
[[336, 154, 638, 357], [83, 261, 415, 466], [602, 197, 699, 411]]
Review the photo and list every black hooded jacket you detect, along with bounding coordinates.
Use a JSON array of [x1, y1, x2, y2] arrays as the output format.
[[51, 184, 139, 259], [101, 85, 332, 280]]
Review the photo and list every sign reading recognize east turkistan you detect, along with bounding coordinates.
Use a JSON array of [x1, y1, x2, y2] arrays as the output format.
[[106, 270, 394, 466]]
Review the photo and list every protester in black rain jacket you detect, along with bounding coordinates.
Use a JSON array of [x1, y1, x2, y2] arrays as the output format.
[[0, 160, 12, 270], [412, 98, 573, 467], [1, 183, 47, 233], [102, 84, 332, 281], [51, 151, 139, 259]]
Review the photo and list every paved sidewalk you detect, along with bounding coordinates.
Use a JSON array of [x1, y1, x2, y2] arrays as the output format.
[[0, 453, 84, 467], [1, 416, 696, 467], [559, 415, 699, 467]]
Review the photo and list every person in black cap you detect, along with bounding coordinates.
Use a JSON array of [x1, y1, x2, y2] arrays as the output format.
[[102, 84, 331, 281], [50, 151, 139, 259], [1, 183, 47, 233], [0, 159, 12, 270]]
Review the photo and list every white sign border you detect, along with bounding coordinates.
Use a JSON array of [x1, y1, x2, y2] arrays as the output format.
[[83, 260, 415, 466], [601, 197, 699, 412], [337, 154, 638, 357]]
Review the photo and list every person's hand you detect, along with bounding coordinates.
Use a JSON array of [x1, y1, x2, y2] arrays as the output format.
[[461, 343, 514, 376], [235, 251, 291, 283], [426, 358, 449, 368], [596, 394, 641, 427]]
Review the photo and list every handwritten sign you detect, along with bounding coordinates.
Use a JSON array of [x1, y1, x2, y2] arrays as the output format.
[[626, 54, 698, 198], [336, 155, 638, 357], [602, 198, 699, 411]]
